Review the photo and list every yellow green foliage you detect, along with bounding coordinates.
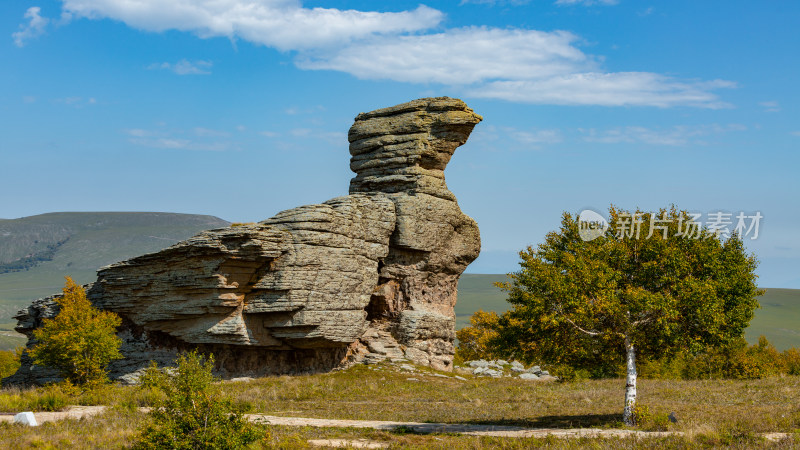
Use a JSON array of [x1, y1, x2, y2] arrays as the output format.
[[0, 348, 22, 383], [455, 310, 501, 361], [638, 335, 800, 380], [489, 206, 762, 377], [134, 351, 261, 450], [29, 277, 122, 387]]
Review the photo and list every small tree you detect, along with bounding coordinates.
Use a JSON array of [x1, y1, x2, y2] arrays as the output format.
[[29, 277, 122, 386], [135, 351, 261, 450], [496, 206, 762, 425], [455, 310, 501, 362]]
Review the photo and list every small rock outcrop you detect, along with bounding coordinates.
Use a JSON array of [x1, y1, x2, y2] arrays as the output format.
[[5, 97, 482, 385]]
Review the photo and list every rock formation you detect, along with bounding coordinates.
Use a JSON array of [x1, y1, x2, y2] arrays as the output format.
[[5, 97, 482, 385]]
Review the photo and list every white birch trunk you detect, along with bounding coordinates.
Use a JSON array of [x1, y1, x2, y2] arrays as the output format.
[[622, 335, 637, 426]]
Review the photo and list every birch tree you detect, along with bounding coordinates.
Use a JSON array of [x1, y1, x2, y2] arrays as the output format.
[[496, 206, 762, 425]]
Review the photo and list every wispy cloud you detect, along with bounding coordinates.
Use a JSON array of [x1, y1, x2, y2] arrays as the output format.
[[468, 73, 736, 108], [507, 128, 563, 146], [791, 131, 800, 137], [54, 96, 97, 107], [638, 7, 655, 16], [36, 0, 735, 108], [124, 126, 235, 151], [148, 59, 212, 75], [129, 137, 232, 151], [13, 7, 50, 47], [580, 124, 747, 146], [124, 128, 157, 138], [193, 127, 229, 137], [759, 101, 781, 113]]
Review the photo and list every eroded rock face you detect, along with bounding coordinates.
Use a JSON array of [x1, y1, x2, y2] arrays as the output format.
[[5, 97, 481, 385]]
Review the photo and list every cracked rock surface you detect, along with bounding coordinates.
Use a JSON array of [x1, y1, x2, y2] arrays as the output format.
[[5, 97, 482, 385]]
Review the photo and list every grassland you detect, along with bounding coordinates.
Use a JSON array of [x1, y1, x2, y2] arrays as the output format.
[[457, 274, 800, 351], [0, 212, 231, 350], [0, 363, 798, 448]]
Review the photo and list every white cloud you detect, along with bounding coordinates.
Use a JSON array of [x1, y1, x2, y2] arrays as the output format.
[[148, 59, 212, 75], [468, 73, 736, 108], [260, 131, 280, 138], [12, 7, 50, 47], [298, 28, 591, 85], [22, 96, 37, 104], [44, 0, 734, 108], [580, 124, 747, 146], [791, 131, 800, 137], [59, 0, 443, 51]]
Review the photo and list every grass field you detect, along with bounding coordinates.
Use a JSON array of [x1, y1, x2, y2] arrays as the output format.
[[0, 362, 798, 448], [457, 274, 800, 351]]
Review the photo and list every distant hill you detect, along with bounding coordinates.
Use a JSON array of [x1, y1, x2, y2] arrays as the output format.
[[0, 212, 230, 338], [456, 274, 800, 351]]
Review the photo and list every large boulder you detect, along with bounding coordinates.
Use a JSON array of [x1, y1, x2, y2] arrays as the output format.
[[4, 97, 482, 385]]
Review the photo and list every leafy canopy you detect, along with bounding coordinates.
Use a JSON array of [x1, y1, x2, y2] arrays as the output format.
[[29, 277, 122, 386], [494, 206, 762, 373]]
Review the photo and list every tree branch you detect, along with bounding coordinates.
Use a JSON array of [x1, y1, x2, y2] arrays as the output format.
[[564, 317, 604, 337]]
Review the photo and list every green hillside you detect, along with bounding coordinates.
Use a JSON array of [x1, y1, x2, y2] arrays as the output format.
[[0, 212, 230, 349], [456, 274, 800, 351]]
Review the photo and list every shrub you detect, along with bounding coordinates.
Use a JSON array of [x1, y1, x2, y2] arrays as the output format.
[[783, 347, 800, 375], [455, 310, 501, 362], [0, 348, 22, 383], [134, 351, 262, 450], [685, 336, 785, 379], [34, 381, 80, 411], [28, 277, 122, 387], [629, 404, 671, 431]]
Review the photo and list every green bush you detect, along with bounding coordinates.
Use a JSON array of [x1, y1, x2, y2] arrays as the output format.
[[454, 310, 502, 362], [685, 336, 785, 379], [29, 277, 122, 387], [34, 381, 80, 411], [783, 347, 800, 375], [639, 336, 798, 380], [134, 351, 262, 450], [630, 404, 672, 431]]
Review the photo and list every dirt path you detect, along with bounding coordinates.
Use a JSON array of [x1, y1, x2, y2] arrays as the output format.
[[0, 407, 792, 442], [0, 405, 108, 424]]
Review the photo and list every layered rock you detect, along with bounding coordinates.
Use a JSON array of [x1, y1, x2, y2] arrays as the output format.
[[5, 97, 482, 385]]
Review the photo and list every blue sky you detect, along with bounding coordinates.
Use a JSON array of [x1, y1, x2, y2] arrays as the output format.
[[1, 0, 799, 287]]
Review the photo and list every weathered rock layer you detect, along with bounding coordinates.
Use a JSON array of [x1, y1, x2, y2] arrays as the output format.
[[5, 97, 482, 385]]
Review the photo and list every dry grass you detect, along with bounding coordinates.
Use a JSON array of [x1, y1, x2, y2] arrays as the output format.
[[220, 363, 800, 433], [0, 362, 798, 448]]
